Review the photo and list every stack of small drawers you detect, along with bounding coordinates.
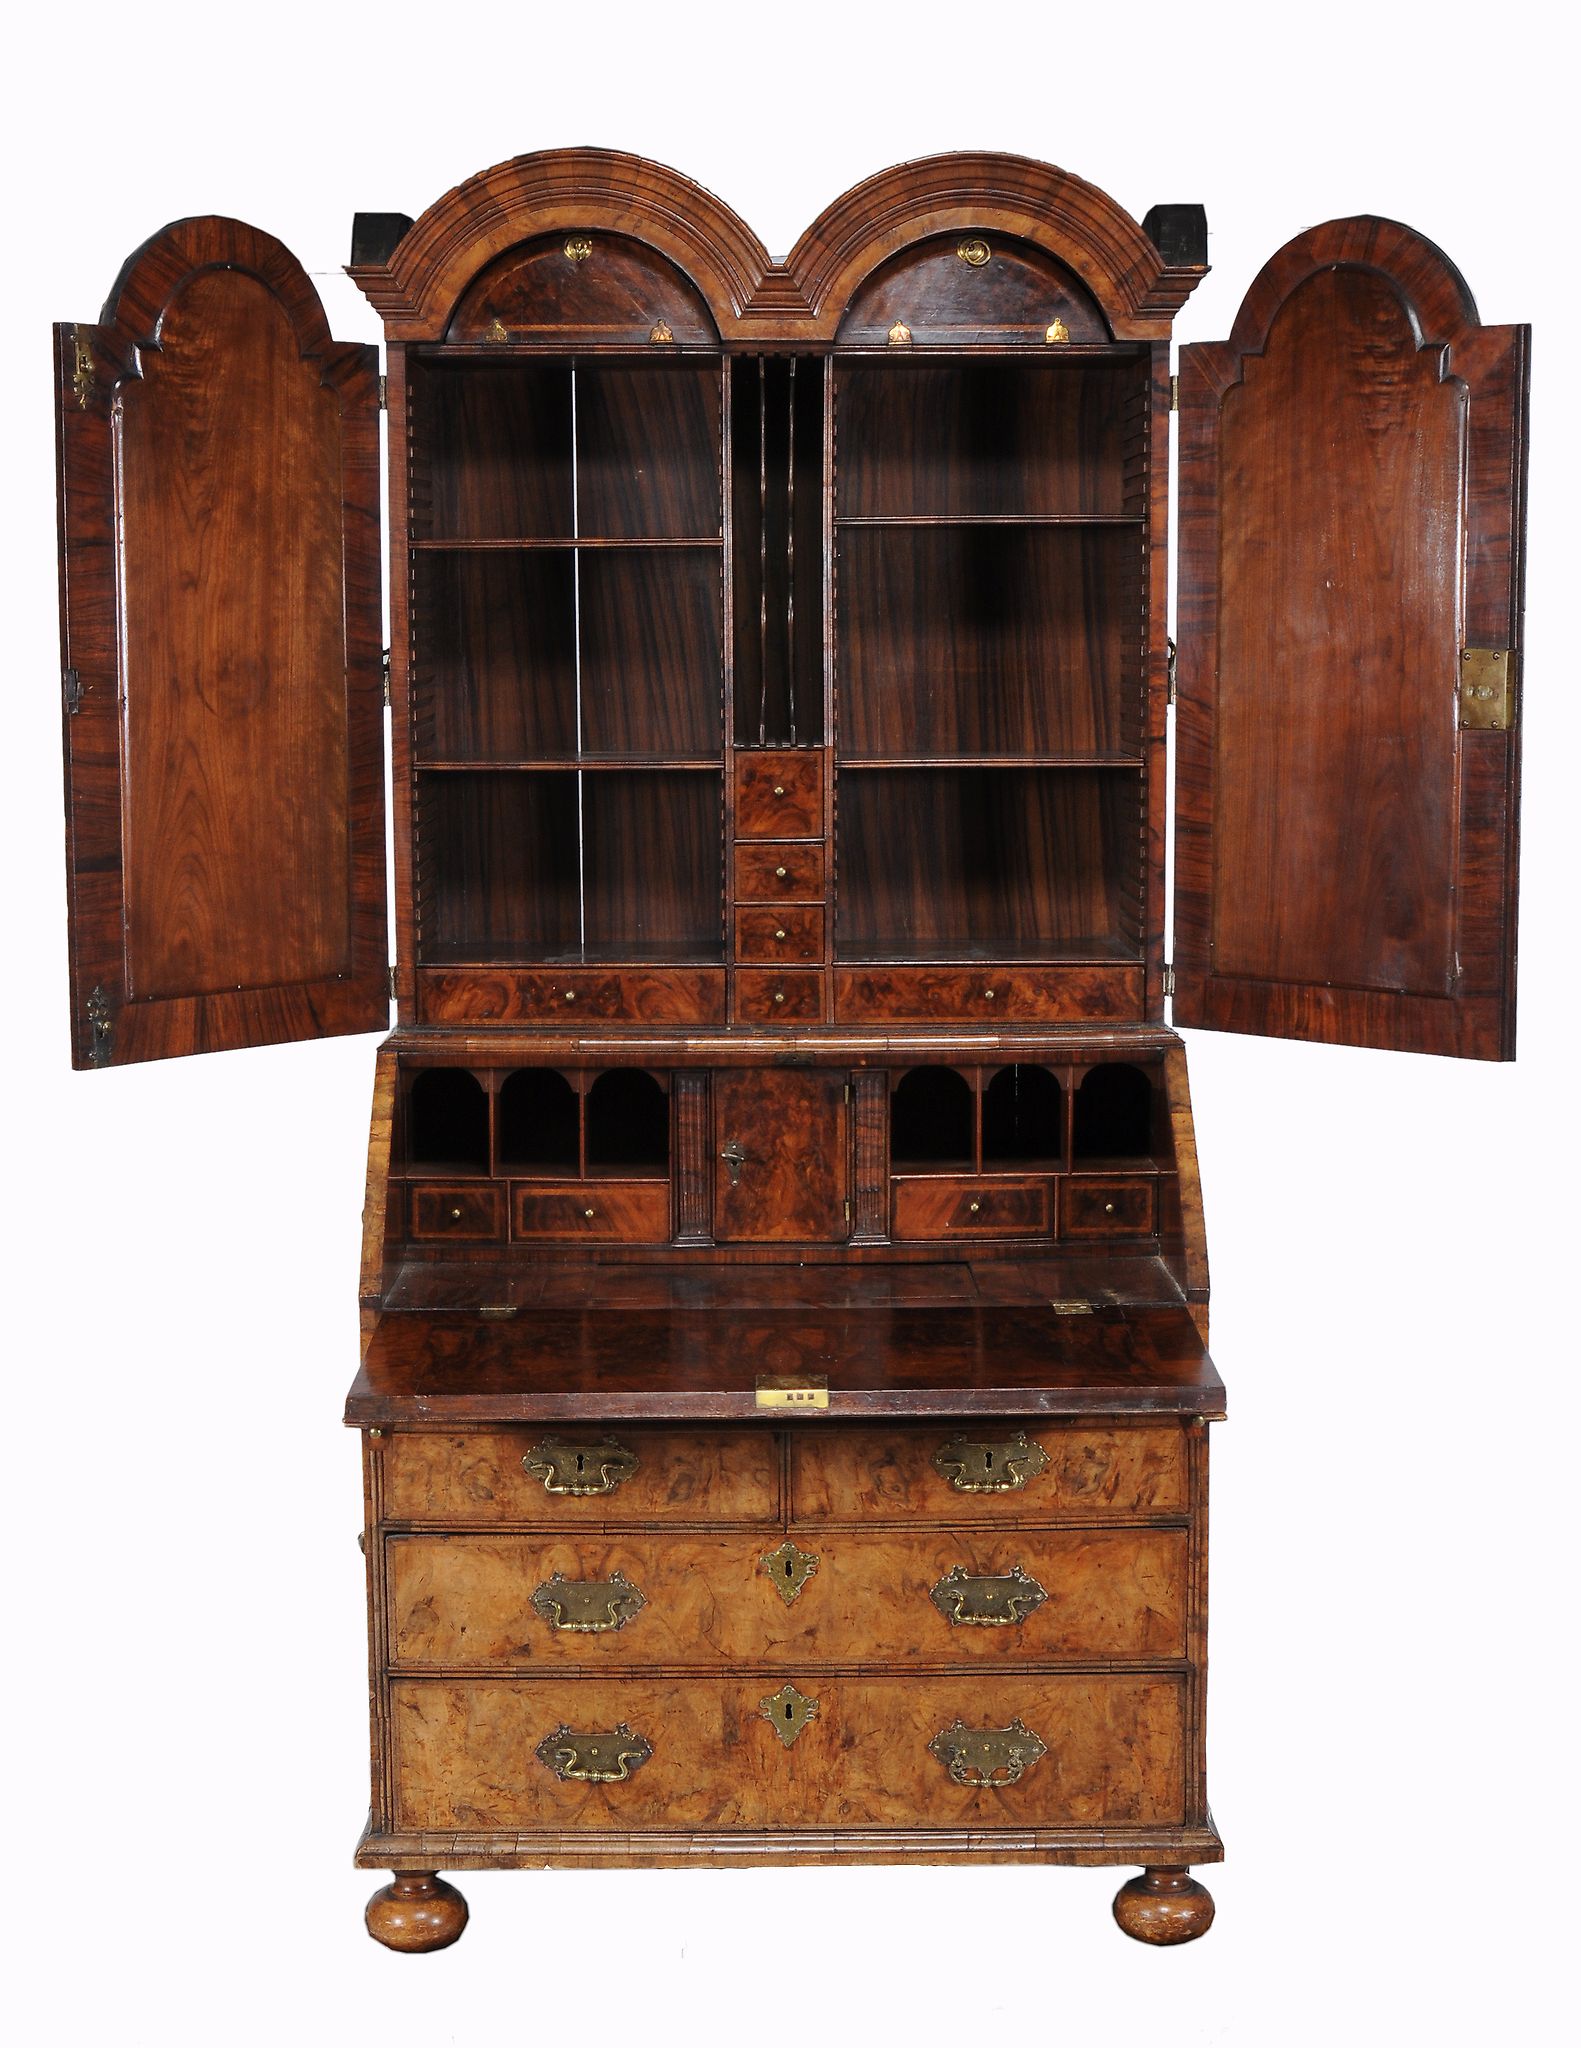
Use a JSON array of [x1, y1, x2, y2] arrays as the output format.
[[732, 751, 825, 1024]]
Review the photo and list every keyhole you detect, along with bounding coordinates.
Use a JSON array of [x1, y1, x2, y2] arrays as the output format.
[[575, 1453, 586, 1476], [984, 1450, 994, 1472], [784, 1704, 794, 1723]]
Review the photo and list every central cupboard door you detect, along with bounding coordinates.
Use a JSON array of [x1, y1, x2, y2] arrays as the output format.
[[713, 1070, 849, 1241]]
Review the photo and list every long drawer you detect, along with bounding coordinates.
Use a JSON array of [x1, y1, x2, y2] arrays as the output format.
[[385, 1527, 1187, 1667], [379, 1429, 781, 1525], [390, 1673, 1186, 1832]]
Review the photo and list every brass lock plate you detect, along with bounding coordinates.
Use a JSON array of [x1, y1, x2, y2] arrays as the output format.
[[928, 1716, 1048, 1787], [1459, 647, 1514, 730], [760, 1539, 819, 1606], [755, 1373, 829, 1412], [531, 1569, 647, 1633], [522, 1438, 639, 1496], [760, 1682, 819, 1748], [932, 1432, 1051, 1494], [930, 1562, 1048, 1628], [536, 1723, 653, 1783]]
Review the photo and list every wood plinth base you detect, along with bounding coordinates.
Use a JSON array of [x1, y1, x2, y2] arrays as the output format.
[[365, 1872, 468, 1953], [1112, 1866, 1216, 1945]]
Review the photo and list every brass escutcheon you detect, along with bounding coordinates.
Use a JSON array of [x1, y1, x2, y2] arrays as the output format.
[[928, 1716, 1049, 1787], [530, 1568, 647, 1633], [760, 1682, 819, 1747], [536, 1723, 653, 1782], [564, 234, 593, 264], [957, 237, 991, 267], [522, 1438, 639, 1497], [930, 1562, 1048, 1627], [932, 1432, 1051, 1494], [649, 319, 675, 345], [887, 319, 913, 347], [1044, 317, 1071, 345], [760, 1539, 819, 1606], [485, 316, 509, 342]]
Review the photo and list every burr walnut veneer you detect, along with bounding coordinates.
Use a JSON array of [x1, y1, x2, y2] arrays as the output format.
[[54, 150, 1528, 1948]]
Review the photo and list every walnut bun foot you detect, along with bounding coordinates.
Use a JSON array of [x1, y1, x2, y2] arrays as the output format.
[[364, 1872, 469, 1953], [1112, 1867, 1216, 1945]]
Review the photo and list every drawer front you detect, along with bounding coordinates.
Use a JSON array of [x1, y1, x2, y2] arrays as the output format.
[[391, 1672, 1185, 1832], [386, 1527, 1185, 1668], [735, 751, 823, 838], [734, 969, 823, 1023], [408, 1182, 507, 1243], [891, 1176, 1050, 1240], [791, 1424, 1189, 1521], [834, 965, 1144, 1023], [511, 1182, 671, 1243], [735, 905, 824, 963], [379, 1429, 781, 1525], [734, 841, 826, 902], [417, 967, 726, 1027], [1063, 1175, 1157, 1238]]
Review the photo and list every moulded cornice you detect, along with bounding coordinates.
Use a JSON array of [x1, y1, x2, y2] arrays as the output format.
[[1223, 215, 1481, 360], [96, 215, 337, 370]]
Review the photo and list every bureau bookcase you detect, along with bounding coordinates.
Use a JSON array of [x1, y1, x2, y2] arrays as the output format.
[[54, 151, 1527, 1947]]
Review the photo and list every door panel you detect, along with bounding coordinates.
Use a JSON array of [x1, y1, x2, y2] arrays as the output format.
[[713, 1069, 849, 1241], [1174, 217, 1527, 1060], [56, 217, 387, 1067]]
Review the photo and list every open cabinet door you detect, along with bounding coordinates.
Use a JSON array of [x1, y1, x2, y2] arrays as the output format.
[[1174, 219, 1527, 1060], [57, 217, 388, 1068]]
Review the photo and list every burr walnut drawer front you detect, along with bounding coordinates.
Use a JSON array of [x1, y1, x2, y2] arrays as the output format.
[[734, 841, 825, 902], [735, 906, 825, 963], [389, 1672, 1187, 1832], [790, 1423, 1190, 1521], [385, 1526, 1186, 1667], [834, 966, 1141, 1023], [734, 969, 823, 1023], [735, 751, 824, 838], [407, 1182, 507, 1243], [378, 1428, 781, 1525], [1062, 1175, 1157, 1238], [511, 1183, 671, 1242], [891, 1176, 1050, 1241]]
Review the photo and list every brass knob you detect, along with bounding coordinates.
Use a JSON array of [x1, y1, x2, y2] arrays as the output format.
[[983, 988, 996, 1000], [773, 992, 786, 1005], [774, 928, 787, 941], [773, 784, 785, 797], [449, 1206, 463, 1220], [969, 1200, 981, 1214], [1104, 1202, 1116, 1215], [564, 991, 575, 1001], [584, 1208, 596, 1220], [775, 865, 788, 878]]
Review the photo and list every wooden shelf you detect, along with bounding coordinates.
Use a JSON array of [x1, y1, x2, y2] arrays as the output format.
[[412, 536, 723, 550], [417, 758, 720, 773], [838, 755, 1143, 771], [835, 514, 1143, 528]]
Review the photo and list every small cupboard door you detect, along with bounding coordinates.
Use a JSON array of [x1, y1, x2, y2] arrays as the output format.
[[1174, 218, 1527, 1061], [56, 217, 387, 1068], [713, 1069, 850, 1241]]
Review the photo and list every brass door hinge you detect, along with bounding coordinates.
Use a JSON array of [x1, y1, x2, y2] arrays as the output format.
[[378, 374, 388, 410], [1170, 373, 1180, 411], [1163, 963, 1176, 998], [1166, 636, 1178, 707], [1459, 648, 1513, 730], [381, 648, 391, 707], [63, 666, 82, 715], [388, 965, 398, 1000]]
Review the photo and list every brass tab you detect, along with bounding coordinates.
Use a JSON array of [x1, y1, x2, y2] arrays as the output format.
[[1459, 648, 1514, 730], [564, 234, 593, 264], [957, 237, 991, 267], [522, 1438, 639, 1497], [535, 1723, 652, 1783], [755, 1373, 829, 1412], [1049, 1298, 1095, 1316], [1044, 318, 1070, 345], [531, 1569, 647, 1633], [760, 1539, 819, 1606], [932, 1432, 1050, 1494], [928, 1717, 1048, 1787], [929, 1562, 1049, 1628], [887, 320, 913, 348], [760, 1682, 819, 1748]]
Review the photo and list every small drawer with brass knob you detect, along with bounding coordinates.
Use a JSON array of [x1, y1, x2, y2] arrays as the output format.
[[891, 1176, 1051, 1241], [735, 904, 824, 963], [734, 841, 825, 902], [1062, 1174, 1157, 1239], [408, 1182, 506, 1242], [734, 750, 823, 838], [511, 1182, 672, 1242], [734, 969, 822, 1024]]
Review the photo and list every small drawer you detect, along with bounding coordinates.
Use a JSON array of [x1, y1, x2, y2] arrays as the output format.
[[408, 1182, 506, 1242], [735, 905, 824, 963], [735, 751, 823, 838], [1062, 1175, 1157, 1238], [892, 1176, 1050, 1241], [512, 1182, 671, 1242], [834, 964, 1143, 1024], [734, 841, 826, 902], [734, 969, 823, 1024]]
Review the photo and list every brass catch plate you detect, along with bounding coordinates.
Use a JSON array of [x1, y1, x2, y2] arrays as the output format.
[[531, 1569, 647, 1633], [755, 1373, 829, 1412], [760, 1682, 819, 1748], [928, 1716, 1049, 1787], [929, 1562, 1048, 1628], [536, 1723, 653, 1783], [1459, 648, 1514, 730], [932, 1432, 1051, 1494]]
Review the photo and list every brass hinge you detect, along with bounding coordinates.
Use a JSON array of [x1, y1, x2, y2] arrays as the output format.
[[1170, 373, 1180, 411], [62, 666, 82, 715], [844, 1198, 852, 1223], [381, 647, 392, 707], [1163, 963, 1176, 998], [378, 374, 388, 410], [86, 983, 115, 1067], [1458, 648, 1513, 731], [388, 965, 399, 1000], [1166, 637, 1178, 707]]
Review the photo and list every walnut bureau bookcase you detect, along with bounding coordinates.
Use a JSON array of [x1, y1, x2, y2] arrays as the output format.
[[54, 151, 1528, 1949]]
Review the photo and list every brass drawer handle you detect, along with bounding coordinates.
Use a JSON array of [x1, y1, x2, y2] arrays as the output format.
[[536, 1722, 652, 1783], [930, 1562, 1048, 1628], [531, 1569, 647, 1633], [774, 865, 788, 878], [932, 1432, 1051, 1494], [774, 927, 787, 941], [522, 1438, 639, 1497], [929, 1717, 1048, 1787]]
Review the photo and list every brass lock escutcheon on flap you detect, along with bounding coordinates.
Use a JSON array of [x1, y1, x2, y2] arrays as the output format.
[[719, 1139, 748, 1187], [522, 1438, 639, 1497], [530, 1569, 647, 1633], [928, 1717, 1049, 1787], [932, 1432, 1051, 1494], [535, 1723, 653, 1783], [760, 1539, 820, 1605], [1459, 647, 1514, 730], [930, 1562, 1048, 1628], [760, 1682, 820, 1747]]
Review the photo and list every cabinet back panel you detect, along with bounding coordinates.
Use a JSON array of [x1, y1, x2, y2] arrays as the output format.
[[732, 357, 827, 746], [837, 233, 1111, 348], [582, 772, 723, 958], [576, 363, 722, 538], [578, 549, 722, 757], [416, 552, 577, 761], [418, 772, 580, 960], [415, 361, 574, 540]]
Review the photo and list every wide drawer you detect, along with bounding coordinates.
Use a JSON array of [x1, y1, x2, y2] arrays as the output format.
[[790, 1423, 1190, 1521], [735, 750, 823, 838], [734, 841, 826, 901], [511, 1182, 670, 1242], [390, 1672, 1186, 1831], [891, 1176, 1050, 1240], [834, 964, 1144, 1023], [385, 1526, 1186, 1667], [407, 1182, 507, 1243], [378, 1428, 781, 1525], [1063, 1175, 1157, 1237], [417, 967, 726, 1027], [735, 904, 825, 963]]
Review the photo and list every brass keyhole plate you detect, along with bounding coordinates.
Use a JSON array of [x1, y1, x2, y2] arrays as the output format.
[[759, 1539, 819, 1606], [760, 1682, 819, 1748]]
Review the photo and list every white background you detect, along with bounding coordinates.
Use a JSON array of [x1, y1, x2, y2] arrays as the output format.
[[3, 6, 1575, 2042]]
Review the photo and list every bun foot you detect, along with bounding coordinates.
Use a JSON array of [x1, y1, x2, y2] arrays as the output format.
[[365, 1871, 468, 1952], [1112, 1866, 1216, 1945]]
